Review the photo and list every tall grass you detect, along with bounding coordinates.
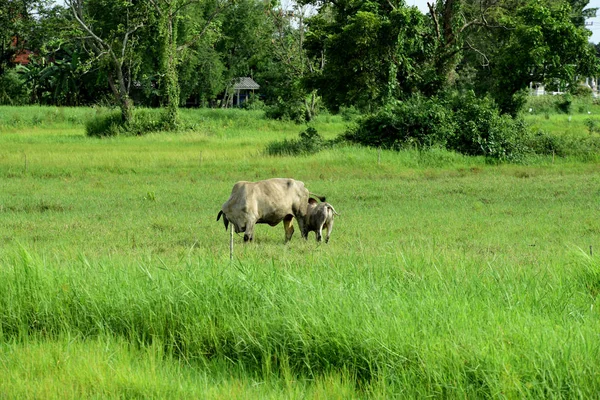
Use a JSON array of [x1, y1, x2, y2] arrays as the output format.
[[1, 105, 600, 397], [1, 246, 599, 397]]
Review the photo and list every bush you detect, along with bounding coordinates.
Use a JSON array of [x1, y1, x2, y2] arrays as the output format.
[[527, 130, 600, 160], [339, 106, 361, 122], [570, 83, 593, 97], [447, 92, 530, 161], [343, 95, 454, 150], [343, 92, 531, 161], [241, 94, 265, 111], [264, 97, 311, 123], [555, 94, 573, 114], [266, 127, 333, 156], [585, 118, 600, 134], [86, 108, 169, 137], [0, 69, 30, 105]]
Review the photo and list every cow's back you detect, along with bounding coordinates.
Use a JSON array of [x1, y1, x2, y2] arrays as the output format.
[[222, 178, 308, 223], [254, 179, 308, 223]]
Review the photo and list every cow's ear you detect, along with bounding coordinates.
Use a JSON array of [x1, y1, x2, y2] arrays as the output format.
[[308, 198, 318, 206]]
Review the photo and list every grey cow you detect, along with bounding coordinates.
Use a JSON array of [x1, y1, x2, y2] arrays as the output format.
[[217, 178, 325, 242], [304, 198, 340, 243]]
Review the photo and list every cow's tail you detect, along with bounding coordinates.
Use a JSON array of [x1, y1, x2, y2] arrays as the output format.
[[309, 192, 326, 202], [217, 210, 229, 230]]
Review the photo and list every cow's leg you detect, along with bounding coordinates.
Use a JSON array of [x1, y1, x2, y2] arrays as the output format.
[[297, 215, 308, 239], [283, 215, 295, 242]]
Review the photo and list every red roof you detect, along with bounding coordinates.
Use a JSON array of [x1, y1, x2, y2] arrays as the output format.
[[13, 49, 33, 65]]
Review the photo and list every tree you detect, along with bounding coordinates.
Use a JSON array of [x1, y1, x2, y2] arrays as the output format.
[[302, 0, 427, 112], [149, 0, 230, 127], [488, 0, 598, 114], [67, 0, 149, 122], [263, 4, 327, 120]]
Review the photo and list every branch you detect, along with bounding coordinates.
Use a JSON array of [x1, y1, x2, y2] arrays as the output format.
[[122, 23, 144, 60], [464, 40, 489, 67], [148, 0, 162, 14], [174, 0, 202, 17], [67, 0, 108, 51], [427, 2, 441, 40]]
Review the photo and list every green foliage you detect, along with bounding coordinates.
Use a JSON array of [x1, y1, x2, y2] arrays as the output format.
[[241, 93, 265, 110], [305, 3, 426, 112], [555, 93, 573, 114], [344, 95, 454, 150], [570, 83, 594, 97], [525, 94, 595, 115], [585, 118, 600, 133], [489, 1, 599, 115], [264, 98, 308, 123], [339, 106, 361, 122], [527, 129, 600, 160], [345, 92, 531, 161], [85, 108, 170, 137], [266, 127, 333, 155], [447, 92, 530, 161], [0, 68, 30, 105]]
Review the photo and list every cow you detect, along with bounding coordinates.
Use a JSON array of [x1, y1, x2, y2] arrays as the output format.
[[304, 198, 340, 243], [217, 178, 325, 242]]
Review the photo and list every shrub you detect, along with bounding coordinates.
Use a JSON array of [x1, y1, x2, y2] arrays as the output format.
[[85, 108, 169, 137], [266, 127, 333, 156], [527, 130, 600, 160], [447, 92, 530, 161], [555, 94, 573, 114], [85, 109, 123, 137], [343, 95, 454, 150], [343, 92, 531, 161], [339, 106, 361, 122], [241, 94, 265, 111], [570, 84, 593, 97], [264, 98, 308, 123], [0, 69, 30, 105], [585, 118, 600, 134]]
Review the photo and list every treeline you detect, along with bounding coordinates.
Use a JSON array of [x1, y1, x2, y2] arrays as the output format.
[[1, 0, 599, 146]]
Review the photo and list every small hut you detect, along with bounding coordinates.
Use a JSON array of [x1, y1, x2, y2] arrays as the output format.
[[229, 77, 260, 107]]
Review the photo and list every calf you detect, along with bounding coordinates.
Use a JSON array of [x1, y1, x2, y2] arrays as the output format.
[[304, 198, 340, 243]]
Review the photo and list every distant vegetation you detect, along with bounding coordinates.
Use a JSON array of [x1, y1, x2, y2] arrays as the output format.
[[1, 0, 598, 137]]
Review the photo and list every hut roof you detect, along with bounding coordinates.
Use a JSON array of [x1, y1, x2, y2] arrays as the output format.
[[233, 77, 260, 90]]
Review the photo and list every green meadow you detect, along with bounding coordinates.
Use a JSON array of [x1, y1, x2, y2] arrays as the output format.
[[1, 105, 600, 398]]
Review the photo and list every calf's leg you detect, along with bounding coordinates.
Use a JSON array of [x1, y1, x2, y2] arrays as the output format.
[[316, 223, 324, 242]]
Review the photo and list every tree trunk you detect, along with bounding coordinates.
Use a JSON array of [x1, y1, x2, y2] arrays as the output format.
[[108, 71, 134, 124], [159, 4, 180, 128]]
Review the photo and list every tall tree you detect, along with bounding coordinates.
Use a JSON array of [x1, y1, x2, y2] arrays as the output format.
[[149, 0, 230, 127], [66, 0, 149, 122], [489, 0, 598, 114], [302, 0, 426, 112]]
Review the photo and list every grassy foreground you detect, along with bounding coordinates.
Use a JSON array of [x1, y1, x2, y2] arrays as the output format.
[[1, 106, 600, 398]]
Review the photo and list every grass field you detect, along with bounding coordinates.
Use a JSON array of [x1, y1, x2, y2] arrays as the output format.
[[1, 105, 600, 398]]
